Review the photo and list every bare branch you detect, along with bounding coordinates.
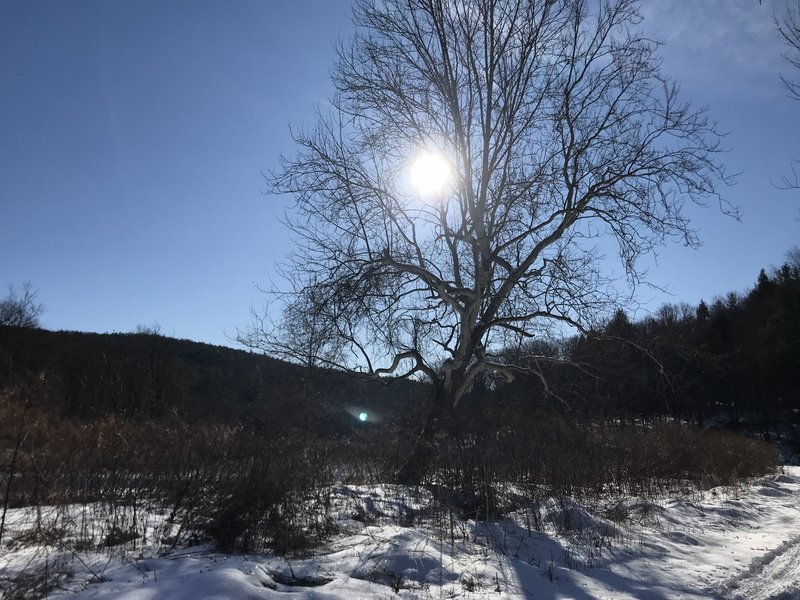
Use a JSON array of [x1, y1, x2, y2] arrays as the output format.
[[248, 0, 731, 413], [777, 0, 800, 101], [0, 283, 45, 329]]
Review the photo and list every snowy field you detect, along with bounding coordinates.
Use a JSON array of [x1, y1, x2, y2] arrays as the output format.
[[1, 468, 798, 599]]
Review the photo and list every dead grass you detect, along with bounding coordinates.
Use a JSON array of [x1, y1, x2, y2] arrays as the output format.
[[0, 379, 778, 562]]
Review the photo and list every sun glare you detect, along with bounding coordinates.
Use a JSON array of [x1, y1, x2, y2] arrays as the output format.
[[410, 152, 451, 196]]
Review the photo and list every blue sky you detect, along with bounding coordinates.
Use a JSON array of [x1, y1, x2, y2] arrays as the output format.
[[1, 0, 798, 346]]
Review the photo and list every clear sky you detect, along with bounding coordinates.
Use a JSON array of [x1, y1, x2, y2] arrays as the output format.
[[1, 0, 798, 347]]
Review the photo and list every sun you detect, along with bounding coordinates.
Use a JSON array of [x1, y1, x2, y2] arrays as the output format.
[[410, 151, 451, 196]]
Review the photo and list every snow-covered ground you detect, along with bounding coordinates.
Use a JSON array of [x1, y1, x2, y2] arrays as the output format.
[[1, 469, 798, 599]]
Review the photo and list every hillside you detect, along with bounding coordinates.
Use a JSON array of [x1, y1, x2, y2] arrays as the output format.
[[0, 326, 426, 435]]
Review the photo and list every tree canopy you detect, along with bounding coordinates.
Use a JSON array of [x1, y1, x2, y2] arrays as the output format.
[[250, 0, 731, 412]]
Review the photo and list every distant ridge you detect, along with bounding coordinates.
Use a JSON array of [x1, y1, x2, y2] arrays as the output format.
[[0, 326, 426, 435]]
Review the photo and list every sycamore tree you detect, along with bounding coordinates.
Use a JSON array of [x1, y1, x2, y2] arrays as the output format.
[[246, 0, 731, 479]]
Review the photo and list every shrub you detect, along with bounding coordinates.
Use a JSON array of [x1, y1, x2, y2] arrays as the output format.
[[0, 378, 778, 559]]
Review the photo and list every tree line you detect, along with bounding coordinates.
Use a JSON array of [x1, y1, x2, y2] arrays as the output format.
[[480, 253, 800, 440], [2, 250, 798, 440]]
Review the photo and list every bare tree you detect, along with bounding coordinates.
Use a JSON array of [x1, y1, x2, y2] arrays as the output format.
[[246, 0, 731, 479], [0, 283, 44, 329], [135, 320, 163, 336]]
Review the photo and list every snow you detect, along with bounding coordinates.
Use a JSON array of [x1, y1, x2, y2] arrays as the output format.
[[1, 468, 798, 599]]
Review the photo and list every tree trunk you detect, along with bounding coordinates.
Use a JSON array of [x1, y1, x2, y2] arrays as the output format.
[[396, 383, 448, 485]]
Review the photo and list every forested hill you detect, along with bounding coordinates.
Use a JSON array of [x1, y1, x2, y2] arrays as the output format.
[[492, 259, 800, 437], [1, 257, 798, 441], [0, 327, 425, 435]]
